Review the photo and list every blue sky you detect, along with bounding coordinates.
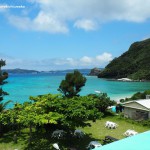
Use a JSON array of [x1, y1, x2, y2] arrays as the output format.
[[0, 0, 150, 71]]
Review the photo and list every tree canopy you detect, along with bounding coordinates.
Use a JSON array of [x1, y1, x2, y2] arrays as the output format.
[[58, 70, 86, 98], [30, 94, 102, 130], [0, 94, 102, 137], [120, 90, 150, 102], [89, 93, 116, 113]]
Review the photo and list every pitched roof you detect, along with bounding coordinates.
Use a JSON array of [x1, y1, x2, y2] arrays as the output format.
[[123, 99, 150, 110], [136, 99, 150, 109]]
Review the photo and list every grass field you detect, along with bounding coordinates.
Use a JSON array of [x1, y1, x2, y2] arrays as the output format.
[[82, 115, 150, 140], [0, 115, 149, 150]]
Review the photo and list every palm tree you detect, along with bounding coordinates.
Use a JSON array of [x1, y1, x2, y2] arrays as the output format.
[[0, 100, 12, 112]]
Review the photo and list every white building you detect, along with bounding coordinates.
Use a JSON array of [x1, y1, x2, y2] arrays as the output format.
[[122, 99, 150, 120]]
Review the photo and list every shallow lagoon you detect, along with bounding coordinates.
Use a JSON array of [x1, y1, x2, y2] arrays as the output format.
[[3, 73, 150, 107]]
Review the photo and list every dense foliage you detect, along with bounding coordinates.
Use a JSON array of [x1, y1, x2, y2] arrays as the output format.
[[120, 90, 150, 102], [89, 93, 116, 113], [58, 70, 86, 97], [0, 94, 103, 139], [98, 38, 150, 80], [30, 94, 102, 129]]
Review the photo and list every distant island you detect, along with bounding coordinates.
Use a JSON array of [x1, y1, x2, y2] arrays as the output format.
[[3, 68, 39, 74], [98, 38, 150, 81], [88, 67, 101, 76], [3, 68, 91, 75]]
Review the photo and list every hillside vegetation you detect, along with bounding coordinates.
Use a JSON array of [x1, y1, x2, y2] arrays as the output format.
[[98, 38, 150, 80], [120, 90, 150, 102]]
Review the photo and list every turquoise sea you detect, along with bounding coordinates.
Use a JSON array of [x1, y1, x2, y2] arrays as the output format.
[[3, 73, 150, 108]]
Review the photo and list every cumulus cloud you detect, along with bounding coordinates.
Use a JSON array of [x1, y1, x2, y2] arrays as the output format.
[[0, 52, 113, 70], [2, 0, 150, 33], [80, 56, 93, 65], [80, 53, 113, 67], [33, 11, 68, 33], [8, 12, 68, 33], [74, 19, 97, 31], [96, 53, 112, 64]]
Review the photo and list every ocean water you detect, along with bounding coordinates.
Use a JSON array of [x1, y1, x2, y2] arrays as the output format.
[[2, 73, 150, 108]]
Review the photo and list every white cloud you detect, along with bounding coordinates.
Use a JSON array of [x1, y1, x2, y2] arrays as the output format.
[[1, 52, 113, 70], [2, 0, 150, 33], [74, 19, 97, 31], [33, 11, 68, 33], [52, 58, 77, 66], [49, 52, 113, 68], [80, 56, 93, 64], [8, 12, 68, 33], [66, 58, 78, 66], [96, 53, 113, 64]]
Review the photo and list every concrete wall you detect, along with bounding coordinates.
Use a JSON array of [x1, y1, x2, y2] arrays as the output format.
[[123, 107, 136, 119], [149, 112, 150, 119], [123, 107, 149, 120]]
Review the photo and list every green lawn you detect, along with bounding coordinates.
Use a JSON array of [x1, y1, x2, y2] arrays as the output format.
[[0, 116, 149, 150], [82, 116, 150, 140]]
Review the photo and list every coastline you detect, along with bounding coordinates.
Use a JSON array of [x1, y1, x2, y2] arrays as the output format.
[[110, 93, 134, 102], [5, 74, 150, 108], [106, 78, 150, 82]]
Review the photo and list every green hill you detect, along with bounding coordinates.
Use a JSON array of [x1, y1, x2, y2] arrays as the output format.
[[98, 38, 150, 80]]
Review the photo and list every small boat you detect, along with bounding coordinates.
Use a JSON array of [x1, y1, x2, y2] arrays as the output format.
[[95, 90, 101, 93]]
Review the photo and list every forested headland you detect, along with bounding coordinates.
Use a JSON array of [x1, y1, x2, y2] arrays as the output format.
[[98, 38, 150, 80]]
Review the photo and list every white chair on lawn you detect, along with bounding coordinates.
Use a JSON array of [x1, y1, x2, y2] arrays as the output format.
[[105, 121, 111, 128], [124, 129, 138, 137], [105, 121, 118, 129]]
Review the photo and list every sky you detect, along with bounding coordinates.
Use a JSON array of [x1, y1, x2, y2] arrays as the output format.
[[0, 0, 150, 71]]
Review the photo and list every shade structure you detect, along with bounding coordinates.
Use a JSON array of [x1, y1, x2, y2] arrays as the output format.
[[94, 131, 150, 150]]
